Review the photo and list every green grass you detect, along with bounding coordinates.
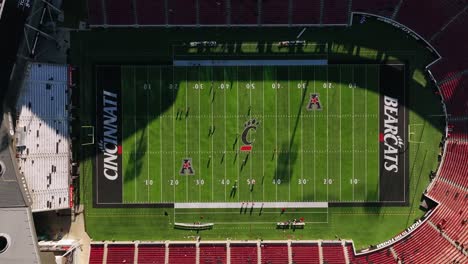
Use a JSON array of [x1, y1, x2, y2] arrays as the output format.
[[72, 16, 444, 249], [118, 65, 380, 204]]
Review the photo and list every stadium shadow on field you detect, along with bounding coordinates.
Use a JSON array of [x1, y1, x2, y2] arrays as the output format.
[[274, 142, 298, 184]]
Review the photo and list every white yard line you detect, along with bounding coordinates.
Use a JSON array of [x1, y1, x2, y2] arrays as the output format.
[[262, 67, 265, 201], [313, 67, 316, 201], [211, 67, 214, 201], [288, 67, 291, 201], [198, 67, 201, 202], [275, 68, 278, 202], [224, 68, 227, 202], [326, 66, 329, 201], [159, 67, 163, 202], [249, 66, 252, 202], [146, 67, 150, 202], [236, 66, 240, 202], [300, 66, 304, 200], [134, 67, 137, 202], [185, 68, 189, 202], [352, 66, 355, 201], [172, 68, 176, 204], [365, 65, 368, 197], [339, 66, 342, 201]]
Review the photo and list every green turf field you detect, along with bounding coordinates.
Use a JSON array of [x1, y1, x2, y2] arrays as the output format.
[[118, 65, 380, 204], [72, 16, 444, 248]]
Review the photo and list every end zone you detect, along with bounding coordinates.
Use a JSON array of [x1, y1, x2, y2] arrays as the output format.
[[379, 64, 409, 204], [94, 65, 123, 206]]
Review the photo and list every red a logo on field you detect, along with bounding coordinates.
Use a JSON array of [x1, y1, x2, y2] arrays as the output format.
[[307, 93, 322, 111], [179, 158, 195, 175]]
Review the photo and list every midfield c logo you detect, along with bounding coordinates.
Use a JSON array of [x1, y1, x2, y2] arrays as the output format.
[[240, 119, 259, 152]]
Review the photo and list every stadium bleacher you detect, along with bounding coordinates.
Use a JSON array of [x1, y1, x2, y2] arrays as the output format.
[[392, 223, 465, 263], [260, 243, 289, 264], [137, 244, 166, 264], [439, 75, 468, 117], [321, 243, 346, 264], [396, 0, 466, 40], [199, 243, 226, 264], [322, 0, 349, 24], [291, 0, 321, 24], [89, 244, 105, 264], [168, 0, 196, 25], [106, 244, 135, 264], [346, 243, 396, 264], [438, 142, 468, 188], [448, 121, 468, 141], [230, 0, 258, 25], [135, 0, 165, 25], [15, 63, 71, 212], [351, 0, 399, 18], [105, 0, 134, 25], [199, 0, 227, 25], [87, 0, 105, 25], [428, 179, 468, 247], [430, 9, 468, 81], [291, 243, 320, 264], [261, 0, 289, 24], [230, 244, 258, 263], [168, 244, 196, 264]]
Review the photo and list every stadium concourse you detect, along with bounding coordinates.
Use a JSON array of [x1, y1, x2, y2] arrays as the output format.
[[83, 0, 468, 263]]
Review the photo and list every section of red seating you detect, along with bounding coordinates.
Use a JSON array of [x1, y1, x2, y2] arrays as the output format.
[[291, 0, 321, 24], [428, 179, 468, 248], [430, 9, 468, 81], [87, 0, 104, 25], [397, 0, 466, 39], [230, 244, 258, 263], [260, 243, 288, 264], [439, 142, 468, 187], [346, 244, 395, 264], [439, 75, 468, 117], [199, 244, 227, 264], [351, 0, 399, 18], [168, 244, 196, 264], [322, 243, 346, 264], [89, 244, 105, 264], [105, 0, 134, 25], [291, 243, 320, 264], [168, 0, 196, 25], [231, 0, 258, 24], [262, 0, 289, 24], [323, 0, 349, 24], [393, 223, 466, 263], [106, 244, 135, 264], [448, 121, 468, 141], [135, 0, 165, 25], [199, 0, 226, 25], [138, 244, 166, 264]]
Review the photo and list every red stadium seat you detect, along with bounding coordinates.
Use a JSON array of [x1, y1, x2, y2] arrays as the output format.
[[291, 243, 320, 264], [138, 244, 166, 264], [89, 244, 105, 264]]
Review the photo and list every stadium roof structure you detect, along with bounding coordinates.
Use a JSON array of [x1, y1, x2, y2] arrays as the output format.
[[0, 113, 40, 264]]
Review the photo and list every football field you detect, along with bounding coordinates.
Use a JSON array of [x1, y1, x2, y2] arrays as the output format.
[[98, 64, 383, 204]]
